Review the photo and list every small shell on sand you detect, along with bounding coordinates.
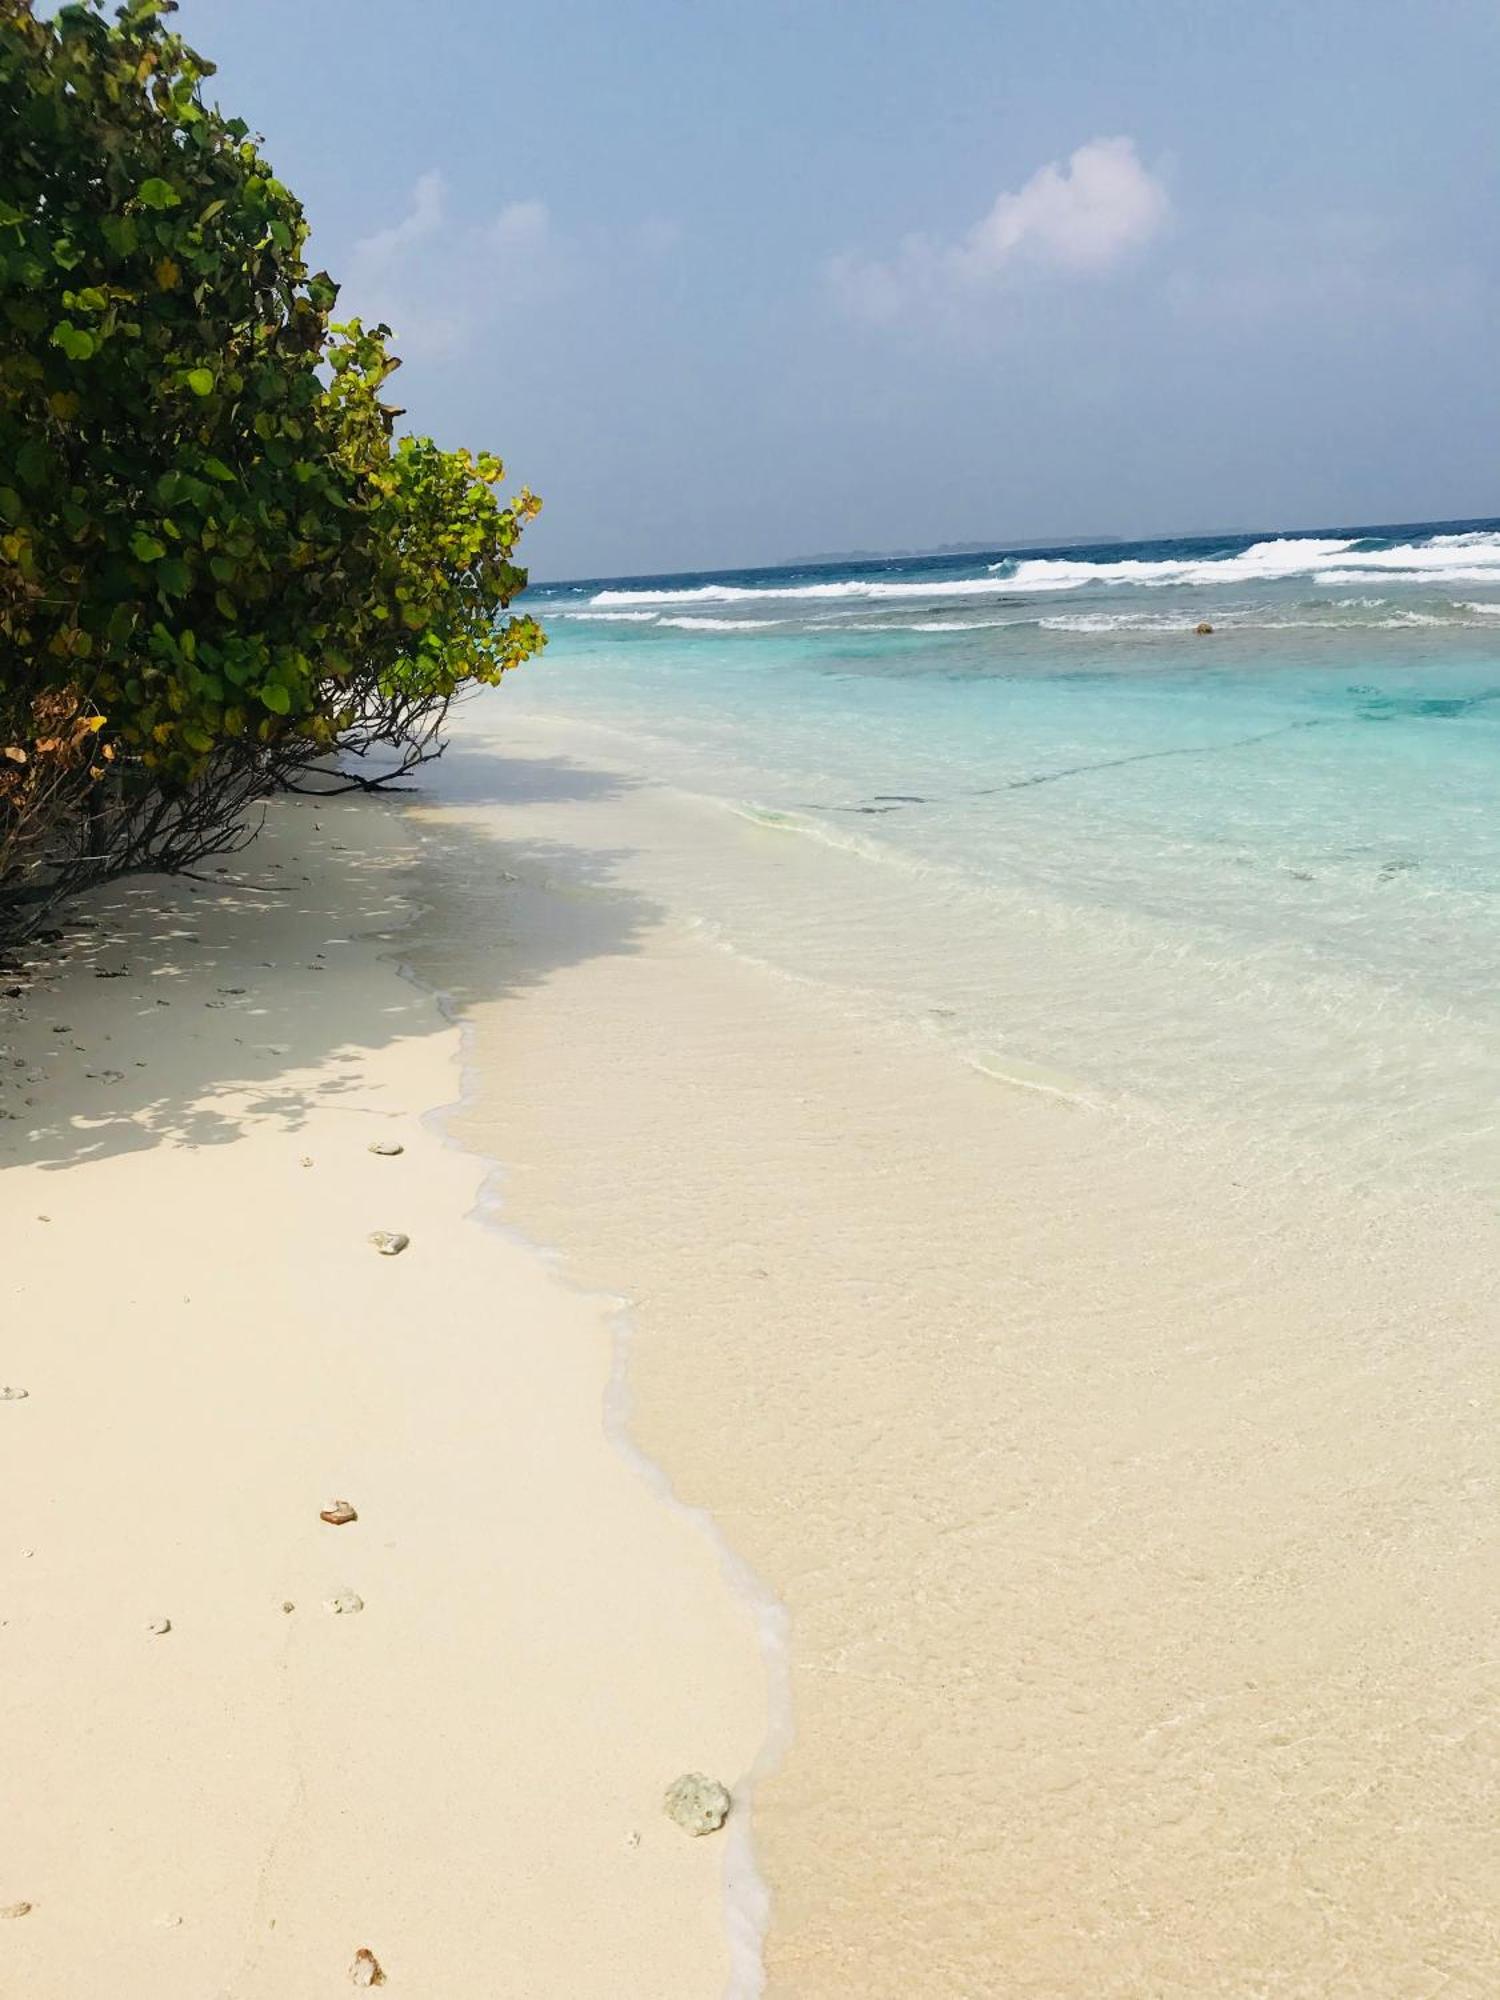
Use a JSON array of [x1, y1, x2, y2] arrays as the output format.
[[154, 1912, 183, 1929], [320, 1501, 358, 1526], [367, 1141, 404, 1157], [281, 1600, 296, 1614], [350, 1945, 385, 1986], [324, 1590, 364, 1616], [147, 1617, 171, 1636], [368, 1231, 409, 1256], [663, 1772, 731, 1836], [0, 1386, 28, 1401], [0, 1902, 32, 1920]]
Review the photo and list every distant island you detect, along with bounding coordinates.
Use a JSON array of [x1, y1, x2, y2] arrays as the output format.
[[786, 535, 1124, 565]]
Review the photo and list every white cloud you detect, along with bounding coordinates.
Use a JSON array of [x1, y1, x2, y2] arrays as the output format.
[[829, 137, 1170, 323], [343, 172, 559, 360], [349, 167, 447, 275], [489, 199, 550, 255]]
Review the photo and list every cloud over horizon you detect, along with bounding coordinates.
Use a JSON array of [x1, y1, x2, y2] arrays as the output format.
[[829, 137, 1170, 323]]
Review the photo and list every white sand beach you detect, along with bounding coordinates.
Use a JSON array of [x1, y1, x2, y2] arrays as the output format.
[[8, 702, 1500, 1999], [0, 791, 767, 1999]]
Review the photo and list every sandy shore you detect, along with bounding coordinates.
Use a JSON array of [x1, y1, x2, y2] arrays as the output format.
[[405, 697, 1500, 2000], [0, 791, 767, 1998]]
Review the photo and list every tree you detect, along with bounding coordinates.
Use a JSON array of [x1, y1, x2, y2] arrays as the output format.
[[0, 0, 543, 944]]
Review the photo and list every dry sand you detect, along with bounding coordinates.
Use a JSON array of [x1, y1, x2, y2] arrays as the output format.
[[0, 791, 767, 1999]]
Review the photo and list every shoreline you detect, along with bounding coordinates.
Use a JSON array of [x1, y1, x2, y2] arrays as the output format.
[[0, 789, 769, 1998], [393, 917, 791, 1995], [406, 695, 1500, 1998]]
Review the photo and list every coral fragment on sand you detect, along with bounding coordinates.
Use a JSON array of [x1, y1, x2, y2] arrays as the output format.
[[663, 1772, 731, 1835]]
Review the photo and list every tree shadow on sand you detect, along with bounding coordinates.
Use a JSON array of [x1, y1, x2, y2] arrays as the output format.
[[0, 751, 658, 1173]]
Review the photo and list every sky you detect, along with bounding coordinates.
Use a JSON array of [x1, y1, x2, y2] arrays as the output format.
[[172, 0, 1500, 581]]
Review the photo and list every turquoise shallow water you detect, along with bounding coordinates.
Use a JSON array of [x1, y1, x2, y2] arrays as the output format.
[[514, 520, 1500, 1190]]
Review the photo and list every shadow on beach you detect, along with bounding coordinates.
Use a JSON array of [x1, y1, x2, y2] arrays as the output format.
[[0, 750, 659, 1174]]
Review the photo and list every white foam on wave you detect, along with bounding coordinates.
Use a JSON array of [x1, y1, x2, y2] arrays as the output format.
[[557, 609, 661, 622], [1005, 537, 1359, 592], [1039, 610, 1198, 633], [1012, 533, 1500, 593], [1316, 567, 1500, 588], [1462, 601, 1500, 616], [591, 577, 1020, 607], [586, 530, 1500, 611], [657, 616, 786, 632], [907, 618, 1017, 632]]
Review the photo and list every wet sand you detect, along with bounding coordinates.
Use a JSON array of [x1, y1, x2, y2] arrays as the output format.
[[404, 703, 1500, 1999], [0, 791, 765, 1998]]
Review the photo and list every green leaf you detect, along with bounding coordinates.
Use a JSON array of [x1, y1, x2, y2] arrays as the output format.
[[200, 456, 235, 482], [14, 440, 49, 490], [184, 368, 215, 398], [258, 683, 291, 715], [136, 178, 181, 210], [156, 558, 191, 595], [50, 321, 96, 361], [130, 531, 167, 563]]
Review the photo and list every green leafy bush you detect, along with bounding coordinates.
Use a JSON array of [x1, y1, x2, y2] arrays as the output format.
[[0, 0, 543, 940]]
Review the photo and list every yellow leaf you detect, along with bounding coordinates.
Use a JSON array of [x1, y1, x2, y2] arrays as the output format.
[[154, 257, 180, 290]]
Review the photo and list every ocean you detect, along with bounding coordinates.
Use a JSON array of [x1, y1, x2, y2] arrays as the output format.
[[519, 518, 1500, 1195]]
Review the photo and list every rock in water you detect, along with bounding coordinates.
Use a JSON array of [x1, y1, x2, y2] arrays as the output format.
[[368, 1230, 409, 1257], [350, 1945, 385, 1986], [320, 1500, 358, 1526], [324, 1590, 364, 1616], [1195, 621, 1214, 635], [663, 1772, 731, 1836], [367, 1141, 404, 1157]]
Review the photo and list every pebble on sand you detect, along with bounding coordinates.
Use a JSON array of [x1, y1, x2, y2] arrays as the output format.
[[367, 1141, 404, 1157], [1, 1386, 28, 1401], [320, 1500, 358, 1526], [350, 1946, 385, 1986], [324, 1590, 364, 1616], [368, 1230, 409, 1256], [663, 1772, 731, 1836], [0, 1902, 32, 1920], [147, 1617, 171, 1636]]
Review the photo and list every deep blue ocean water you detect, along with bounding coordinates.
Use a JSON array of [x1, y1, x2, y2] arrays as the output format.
[[507, 519, 1500, 1187]]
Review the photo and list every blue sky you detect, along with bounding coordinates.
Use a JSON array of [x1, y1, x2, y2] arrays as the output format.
[[175, 0, 1500, 580]]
